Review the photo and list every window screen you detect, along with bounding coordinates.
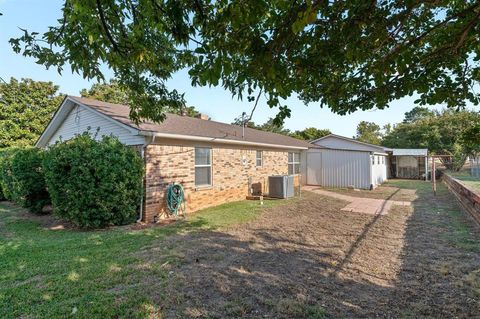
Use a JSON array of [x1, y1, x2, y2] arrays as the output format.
[[256, 151, 263, 167], [195, 147, 211, 186], [288, 152, 300, 174]]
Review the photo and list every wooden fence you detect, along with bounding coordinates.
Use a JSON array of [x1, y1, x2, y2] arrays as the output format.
[[443, 173, 480, 226]]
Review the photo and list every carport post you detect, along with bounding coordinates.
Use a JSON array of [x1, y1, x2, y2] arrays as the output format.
[[425, 156, 428, 181], [432, 156, 436, 196]]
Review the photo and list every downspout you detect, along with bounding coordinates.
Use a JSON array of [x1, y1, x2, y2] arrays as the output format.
[[137, 135, 155, 223]]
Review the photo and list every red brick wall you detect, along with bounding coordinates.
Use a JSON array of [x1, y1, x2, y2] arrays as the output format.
[[143, 142, 296, 222]]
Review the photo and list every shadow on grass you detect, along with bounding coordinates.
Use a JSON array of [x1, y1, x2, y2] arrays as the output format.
[[1, 182, 479, 318]]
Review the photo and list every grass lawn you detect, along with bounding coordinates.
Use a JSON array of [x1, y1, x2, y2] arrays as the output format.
[[447, 170, 480, 193], [1, 181, 479, 318], [0, 198, 289, 318]]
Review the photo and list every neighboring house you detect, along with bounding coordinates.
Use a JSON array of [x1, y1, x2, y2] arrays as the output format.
[[306, 134, 389, 189], [36, 96, 311, 222]]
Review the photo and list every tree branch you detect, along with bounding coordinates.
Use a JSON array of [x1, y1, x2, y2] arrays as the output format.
[[454, 9, 480, 52], [96, 0, 124, 56], [247, 88, 263, 122]]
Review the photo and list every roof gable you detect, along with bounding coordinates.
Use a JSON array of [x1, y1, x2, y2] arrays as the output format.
[[36, 97, 140, 147], [38, 96, 311, 149]]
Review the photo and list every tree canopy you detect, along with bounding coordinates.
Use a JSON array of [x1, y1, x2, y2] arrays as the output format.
[[355, 121, 382, 145], [461, 123, 480, 157], [290, 127, 331, 141], [0, 78, 64, 148], [382, 109, 480, 170], [9, 1, 480, 124], [403, 106, 435, 123], [231, 116, 329, 140], [80, 79, 129, 105]]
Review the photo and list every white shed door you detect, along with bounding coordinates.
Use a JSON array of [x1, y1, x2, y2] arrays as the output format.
[[306, 152, 322, 185]]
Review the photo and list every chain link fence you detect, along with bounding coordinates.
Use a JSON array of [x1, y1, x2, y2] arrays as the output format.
[[471, 157, 480, 178]]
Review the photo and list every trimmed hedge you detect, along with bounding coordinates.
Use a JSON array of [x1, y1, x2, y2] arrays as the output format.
[[0, 148, 19, 201], [11, 148, 50, 213], [42, 133, 144, 228]]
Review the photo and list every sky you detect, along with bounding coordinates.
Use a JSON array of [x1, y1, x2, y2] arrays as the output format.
[[0, 0, 447, 137]]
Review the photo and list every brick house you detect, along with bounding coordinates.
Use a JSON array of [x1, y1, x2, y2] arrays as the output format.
[[36, 96, 310, 222]]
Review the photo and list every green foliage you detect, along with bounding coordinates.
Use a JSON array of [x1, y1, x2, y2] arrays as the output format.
[[290, 127, 331, 141], [256, 118, 291, 135], [233, 117, 292, 135], [11, 1, 480, 123], [0, 78, 64, 148], [232, 116, 329, 141], [403, 107, 435, 123], [0, 148, 19, 201], [80, 79, 200, 117], [461, 123, 480, 156], [42, 133, 144, 228], [80, 79, 130, 105], [383, 109, 480, 171], [355, 121, 382, 145], [10, 148, 49, 213]]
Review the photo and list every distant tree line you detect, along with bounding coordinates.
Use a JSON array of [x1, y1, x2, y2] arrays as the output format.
[[354, 107, 480, 171], [231, 117, 331, 141]]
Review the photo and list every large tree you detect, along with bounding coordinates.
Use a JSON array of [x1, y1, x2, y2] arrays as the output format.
[[403, 106, 435, 123], [461, 123, 480, 157], [80, 79, 129, 105], [290, 127, 331, 141], [0, 78, 64, 148], [383, 109, 480, 170], [355, 121, 382, 145], [9, 1, 480, 124]]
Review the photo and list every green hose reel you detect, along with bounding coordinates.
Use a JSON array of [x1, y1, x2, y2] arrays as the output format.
[[166, 183, 186, 217]]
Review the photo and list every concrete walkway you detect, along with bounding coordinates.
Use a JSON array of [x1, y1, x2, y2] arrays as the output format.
[[303, 186, 411, 215]]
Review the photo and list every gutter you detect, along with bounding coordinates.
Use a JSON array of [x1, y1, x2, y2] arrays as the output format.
[[139, 131, 309, 150], [137, 135, 155, 223]]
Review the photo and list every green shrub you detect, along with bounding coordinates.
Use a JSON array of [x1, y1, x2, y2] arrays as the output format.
[[10, 148, 50, 213], [42, 133, 144, 228], [0, 148, 19, 201]]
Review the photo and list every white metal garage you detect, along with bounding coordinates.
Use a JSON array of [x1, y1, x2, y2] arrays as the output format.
[[305, 134, 389, 189]]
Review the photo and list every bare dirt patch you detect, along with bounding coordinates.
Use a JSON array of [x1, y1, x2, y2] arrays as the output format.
[[134, 182, 480, 318], [322, 183, 419, 202]]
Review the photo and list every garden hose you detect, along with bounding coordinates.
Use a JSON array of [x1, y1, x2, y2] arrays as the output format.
[[166, 183, 186, 217]]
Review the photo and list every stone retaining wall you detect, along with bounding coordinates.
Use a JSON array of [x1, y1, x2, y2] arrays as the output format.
[[443, 173, 480, 225]]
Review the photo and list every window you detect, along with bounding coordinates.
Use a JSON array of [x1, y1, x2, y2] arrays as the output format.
[[288, 152, 300, 174], [372, 156, 375, 165], [256, 150, 263, 167], [377, 156, 380, 164], [195, 147, 212, 187], [382, 156, 385, 164]]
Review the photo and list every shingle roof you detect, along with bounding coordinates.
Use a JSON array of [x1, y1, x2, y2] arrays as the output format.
[[69, 96, 311, 149], [392, 149, 428, 156]]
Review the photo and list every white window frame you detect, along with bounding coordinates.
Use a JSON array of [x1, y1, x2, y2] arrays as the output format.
[[288, 152, 301, 175], [194, 147, 212, 187], [256, 150, 263, 167]]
